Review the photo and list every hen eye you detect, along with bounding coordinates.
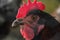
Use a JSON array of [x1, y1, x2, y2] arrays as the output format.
[[32, 16, 35, 19], [32, 16, 37, 21]]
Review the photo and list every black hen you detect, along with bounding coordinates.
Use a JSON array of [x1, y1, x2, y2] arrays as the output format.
[[12, 9, 60, 40]]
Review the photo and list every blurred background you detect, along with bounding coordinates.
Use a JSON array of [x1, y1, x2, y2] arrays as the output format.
[[0, 0, 60, 40]]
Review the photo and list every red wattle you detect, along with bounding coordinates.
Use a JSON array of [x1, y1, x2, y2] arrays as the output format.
[[20, 24, 34, 40]]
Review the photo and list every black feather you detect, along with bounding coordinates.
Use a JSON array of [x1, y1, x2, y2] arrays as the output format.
[[26, 9, 60, 40]]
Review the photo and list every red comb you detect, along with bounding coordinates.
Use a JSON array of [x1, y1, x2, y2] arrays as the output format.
[[16, 0, 45, 19]]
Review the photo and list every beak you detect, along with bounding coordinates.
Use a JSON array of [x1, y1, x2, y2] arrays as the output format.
[[12, 19, 24, 27]]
